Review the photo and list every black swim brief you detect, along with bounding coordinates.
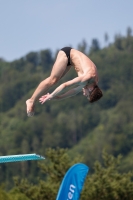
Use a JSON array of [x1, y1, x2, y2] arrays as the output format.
[[60, 47, 72, 66]]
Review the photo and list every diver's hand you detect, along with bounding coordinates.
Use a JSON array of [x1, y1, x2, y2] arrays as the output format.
[[39, 93, 53, 104]]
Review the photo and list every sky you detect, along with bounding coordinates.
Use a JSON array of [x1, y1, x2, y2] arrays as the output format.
[[0, 0, 133, 61]]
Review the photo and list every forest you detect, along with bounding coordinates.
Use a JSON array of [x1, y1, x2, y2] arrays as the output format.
[[0, 27, 133, 199]]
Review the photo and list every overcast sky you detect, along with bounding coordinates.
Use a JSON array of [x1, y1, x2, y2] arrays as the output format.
[[0, 0, 133, 61]]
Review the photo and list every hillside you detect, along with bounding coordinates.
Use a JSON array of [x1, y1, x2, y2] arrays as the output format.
[[0, 35, 133, 186]]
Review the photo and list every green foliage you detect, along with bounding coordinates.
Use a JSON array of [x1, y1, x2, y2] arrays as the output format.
[[0, 188, 11, 200], [81, 151, 133, 200], [77, 39, 88, 54], [1, 149, 133, 200], [9, 148, 83, 200], [89, 38, 100, 54], [0, 33, 133, 191]]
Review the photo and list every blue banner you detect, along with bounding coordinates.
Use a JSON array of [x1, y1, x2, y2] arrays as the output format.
[[56, 163, 89, 200]]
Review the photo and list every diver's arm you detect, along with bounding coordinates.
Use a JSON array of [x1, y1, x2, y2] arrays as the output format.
[[50, 77, 82, 97], [54, 85, 83, 100], [39, 85, 83, 104]]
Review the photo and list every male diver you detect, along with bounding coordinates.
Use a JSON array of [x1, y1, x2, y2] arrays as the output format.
[[26, 47, 103, 116]]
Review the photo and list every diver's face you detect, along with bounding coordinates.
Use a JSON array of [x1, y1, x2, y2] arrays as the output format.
[[82, 85, 90, 99], [82, 85, 92, 100]]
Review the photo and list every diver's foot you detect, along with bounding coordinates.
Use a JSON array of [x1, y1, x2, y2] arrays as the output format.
[[26, 99, 35, 117]]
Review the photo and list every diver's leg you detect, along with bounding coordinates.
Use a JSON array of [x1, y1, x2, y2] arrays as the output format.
[[26, 50, 69, 116]]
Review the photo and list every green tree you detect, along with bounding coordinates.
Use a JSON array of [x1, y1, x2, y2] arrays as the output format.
[[89, 38, 100, 54], [104, 32, 109, 46], [4, 149, 133, 200], [114, 34, 123, 50], [77, 39, 88, 54], [10, 148, 83, 200], [126, 27, 132, 37], [81, 151, 133, 200]]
